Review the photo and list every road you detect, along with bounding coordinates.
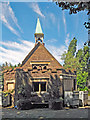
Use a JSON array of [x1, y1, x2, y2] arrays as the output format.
[[1, 107, 89, 119]]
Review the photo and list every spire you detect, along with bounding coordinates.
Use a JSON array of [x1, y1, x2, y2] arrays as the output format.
[[35, 17, 43, 34], [34, 18, 44, 45]]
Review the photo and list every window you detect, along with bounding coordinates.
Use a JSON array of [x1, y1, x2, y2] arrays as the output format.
[[33, 82, 46, 93], [41, 82, 46, 91], [33, 66, 37, 69], [8, 83, 14, 90], [33, 82, 39, 92], [43, 66, 47, 69]]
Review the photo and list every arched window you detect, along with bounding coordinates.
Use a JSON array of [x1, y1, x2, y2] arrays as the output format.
[[43, 66, 47, 69], [39, 66, 42, 70], [33, 66, 37, 69]]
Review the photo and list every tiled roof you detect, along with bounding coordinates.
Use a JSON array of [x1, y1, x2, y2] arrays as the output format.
[[21, 42, 62, 70]]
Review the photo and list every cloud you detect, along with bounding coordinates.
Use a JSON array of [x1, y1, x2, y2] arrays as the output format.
[[46, 39, 57, 43], [62, 11, 67, 34], [30, 3, 45, 18], [0, 2, 22, 37], [1, 15, 20, 37], [0, 40, 34, 65], [49, 13, 56, 24], [0, 39, 67, 65], [65, 33, 70, 47], [46, 44, 67, 65], [57, 19, 60, 36]]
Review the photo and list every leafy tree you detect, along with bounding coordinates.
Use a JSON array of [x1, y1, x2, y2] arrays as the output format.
[[9, 63, 12, 67], [61, 38, 89, 91], [2, 63, 5, 68], [56, 1, 90, 15], [14, 65, 17, 68], [55, 1, 90, 32], [1, 62, 19, 71], [68, 37, 77, 56], [61, 37, 77, 70], [5, 61, 8, 66], [18, 63, 21, 67], [76, 45, 89, 91]]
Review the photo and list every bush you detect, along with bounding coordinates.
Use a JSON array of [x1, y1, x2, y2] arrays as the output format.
[[16, 99, 32, 110]]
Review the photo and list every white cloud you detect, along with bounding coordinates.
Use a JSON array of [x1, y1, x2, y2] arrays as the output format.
[[30, 3, 45, 18], [0, 39, 67, 65], [57, 18, 60, 36], [46, 39, 57, 43], [49, 13, 56, 24], [8, 4, 22, 32], [46, 44, 67, 65], [0, 40, 34, 65], [65, 33, 70, 47], [62, 11, 67, 34], [1, 15, 20, 37], [0, 2, 22, 37]]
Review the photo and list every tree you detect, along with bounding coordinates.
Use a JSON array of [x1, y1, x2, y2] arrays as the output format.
[[56, 1, 90, 29], [5, 62, 8, 66], [56, 1, 90, 90], [76, 45, 89, 91], [17, 63, 21, 67], [9, 63, 13, 68], [61, 37, 77, 70], [56, 2, 90, 15], [61, 38, 89, 91], [68, 37, 77, 56], [14, 65, 17, 68]]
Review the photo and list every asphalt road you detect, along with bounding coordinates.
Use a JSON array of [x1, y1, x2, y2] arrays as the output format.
[[1, 107, 89, 119]]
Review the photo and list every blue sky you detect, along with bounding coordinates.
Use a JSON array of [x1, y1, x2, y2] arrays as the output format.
[[0, 2, 88, 65]]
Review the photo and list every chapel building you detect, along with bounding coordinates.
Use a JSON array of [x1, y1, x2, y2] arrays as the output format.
[[3, 18, 77, 105]]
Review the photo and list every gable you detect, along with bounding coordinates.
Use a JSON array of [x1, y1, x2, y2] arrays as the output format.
[[21, 42, 62, 69]]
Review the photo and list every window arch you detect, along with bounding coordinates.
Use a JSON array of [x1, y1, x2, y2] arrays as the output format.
[[33, 66, 37, 69], [43, 66, 47, 69]]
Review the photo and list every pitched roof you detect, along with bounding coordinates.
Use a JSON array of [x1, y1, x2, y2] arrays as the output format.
[[21, 43, 40, 66], [21, 42, 62, 69]]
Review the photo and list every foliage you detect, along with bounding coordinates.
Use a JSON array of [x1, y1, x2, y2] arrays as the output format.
[[56, 1, 90, 29], [2, 89, 15, 97], [1, 62, 21, 71], [56, 1, 90, 15], [61, 37, 77, 70], [61, 38, 89, 91], [76, 45, 89, 91]]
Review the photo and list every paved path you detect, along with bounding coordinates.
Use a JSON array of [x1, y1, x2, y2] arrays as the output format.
[[1, 107, 89, 119]]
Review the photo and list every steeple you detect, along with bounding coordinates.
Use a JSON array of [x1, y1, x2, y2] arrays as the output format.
[[34, 18, 44, 44]]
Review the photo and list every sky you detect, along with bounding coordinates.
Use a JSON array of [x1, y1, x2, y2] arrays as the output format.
[[0, 1, 88, 65]]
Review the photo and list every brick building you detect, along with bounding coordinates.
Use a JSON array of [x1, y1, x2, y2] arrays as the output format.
[[3, 18, 77, 105]]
